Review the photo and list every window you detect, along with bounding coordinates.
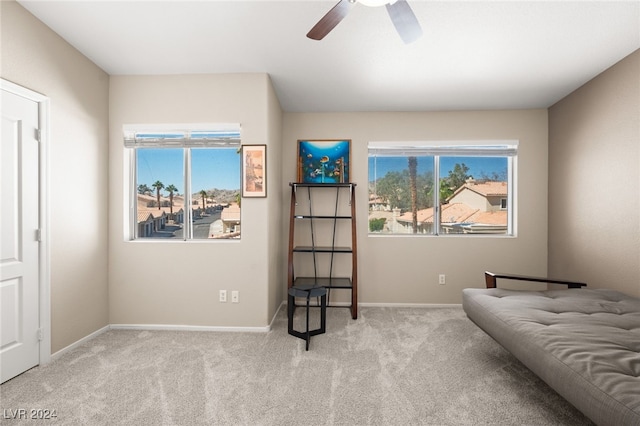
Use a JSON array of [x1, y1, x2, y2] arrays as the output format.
[[368, 142, 517, 236], [124, 124, 241, 241]]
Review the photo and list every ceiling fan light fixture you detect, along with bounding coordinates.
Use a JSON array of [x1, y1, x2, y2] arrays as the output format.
[[357, 0, 398, 7], [308, 0, 418, 42]]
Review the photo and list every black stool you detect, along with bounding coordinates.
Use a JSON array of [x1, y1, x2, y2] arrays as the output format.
[[287, 286, 327, 351]]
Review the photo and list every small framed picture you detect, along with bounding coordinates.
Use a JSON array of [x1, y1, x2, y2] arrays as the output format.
[[241, 144, 266, 197], [297, 139, 350, 183]]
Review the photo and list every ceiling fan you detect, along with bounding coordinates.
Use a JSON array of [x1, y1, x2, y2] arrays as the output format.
[[307, 0, 423, 44]]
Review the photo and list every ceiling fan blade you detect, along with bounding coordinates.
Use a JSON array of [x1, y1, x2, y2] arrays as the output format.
[[307, 0, 355, 41], [386, 0, 423, 44]]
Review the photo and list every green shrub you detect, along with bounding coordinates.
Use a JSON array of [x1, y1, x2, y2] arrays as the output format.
[[369, 218, 386, 232]]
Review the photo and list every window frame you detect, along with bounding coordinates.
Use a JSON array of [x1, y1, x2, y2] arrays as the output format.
[[368, 141, 518, 237], [123, 123, 241, 242]]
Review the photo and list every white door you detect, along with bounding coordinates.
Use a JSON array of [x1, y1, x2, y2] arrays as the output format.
[[1, 86, 41, 383]]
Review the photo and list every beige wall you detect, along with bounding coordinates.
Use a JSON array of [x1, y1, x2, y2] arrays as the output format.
[[282, 110, 549, 303], [266, 79, 285, 321], [548, 50, 640, 297], [108, 74, 283, 328], [1, 1, 110, 352], [7, 0, 636, 351]]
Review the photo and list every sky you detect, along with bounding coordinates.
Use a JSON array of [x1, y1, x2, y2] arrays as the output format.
[[368, 156, 508, 182], [137, 149, 507, 195], [137, 148, 240, 194]]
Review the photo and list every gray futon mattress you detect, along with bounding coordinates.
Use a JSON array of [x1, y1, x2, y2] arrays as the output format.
[[462, 288, 640, 426]]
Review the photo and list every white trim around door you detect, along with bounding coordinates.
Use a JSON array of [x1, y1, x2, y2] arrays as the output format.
[[1, 78, 51, 368]]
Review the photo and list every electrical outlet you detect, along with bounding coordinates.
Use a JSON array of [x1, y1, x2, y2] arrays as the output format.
[[219, 290, 227, 303], [439, 274, 446, 285], [231, 291, 239, 303]]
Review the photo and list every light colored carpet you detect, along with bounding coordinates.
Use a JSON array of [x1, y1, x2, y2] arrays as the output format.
[[0, 306, 593, 425]]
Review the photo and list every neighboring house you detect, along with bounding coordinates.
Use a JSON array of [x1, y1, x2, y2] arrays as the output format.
[[136, 194, 181, 235], [137, 212, 155, 237], [393, 180, 508, 234], [220, 204, 241, 235], [137, 192, 237, 237], [369, 194, 389, 211], [447, 180, 508, 212], [169, 208, 185, 225], [136, 210, 167, 237]]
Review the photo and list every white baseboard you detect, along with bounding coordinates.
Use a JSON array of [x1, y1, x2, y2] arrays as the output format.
[[51, 303, 459, 361], [51, 325, 110, 361], [110, 323, 270, 333], [285, 300, 462, 309], [51, 321, 273, 361], [359, 303, 462, 308]]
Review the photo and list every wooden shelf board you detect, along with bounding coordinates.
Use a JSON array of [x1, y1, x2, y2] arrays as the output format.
[[293, 277, 353, 289], [292, 246, 352, 253]]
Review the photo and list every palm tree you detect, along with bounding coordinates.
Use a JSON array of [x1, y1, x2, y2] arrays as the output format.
[[408, 156, 418, 234], [199, 190, 208, 211], [152, 180, 164, 210], [165, 184, 178, 216]]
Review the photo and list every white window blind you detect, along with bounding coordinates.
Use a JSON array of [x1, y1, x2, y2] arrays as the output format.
[[123, 123, 241, 147], [368, 141, 518, 157]]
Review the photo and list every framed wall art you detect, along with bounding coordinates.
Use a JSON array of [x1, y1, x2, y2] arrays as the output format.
[[241, 144, 266, 197], [297, 139, 350, 183]]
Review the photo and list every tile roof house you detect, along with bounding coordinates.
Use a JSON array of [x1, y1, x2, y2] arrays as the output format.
[[448, 180, 508, 212], [220, 205, 241, 236], [135, 193, 242, 238], [393, 180, 508, 234]]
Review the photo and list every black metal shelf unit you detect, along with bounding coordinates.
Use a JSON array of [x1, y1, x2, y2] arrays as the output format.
[[287, 182, 358, 319]]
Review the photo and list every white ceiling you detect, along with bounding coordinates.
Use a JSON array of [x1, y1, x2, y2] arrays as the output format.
[[17, 0, 640, 112]]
